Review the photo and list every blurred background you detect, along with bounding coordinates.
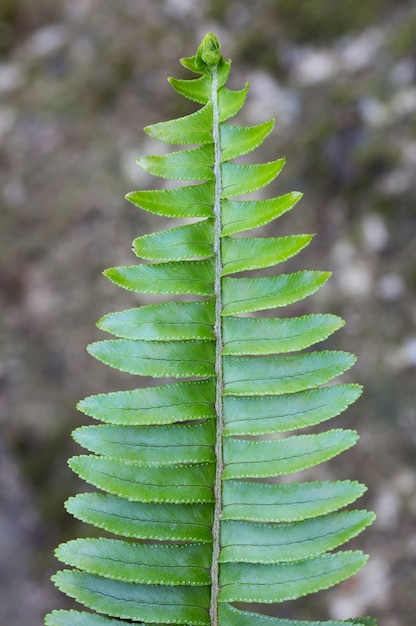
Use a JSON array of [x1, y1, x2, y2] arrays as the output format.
[[1, 1, 415, 624]]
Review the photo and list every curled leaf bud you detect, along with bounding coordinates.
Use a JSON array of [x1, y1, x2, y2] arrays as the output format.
[[199, 32, 222, 67]]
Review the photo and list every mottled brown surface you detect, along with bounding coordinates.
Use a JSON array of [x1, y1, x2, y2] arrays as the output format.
[[1, 2, 415, 624]]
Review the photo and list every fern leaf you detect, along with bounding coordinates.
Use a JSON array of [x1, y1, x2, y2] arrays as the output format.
[[55, 539, 212, 585], [47, 32, 377, 626], [52, 569, 211, 624], [218, 603, 371, 626], [222, 313, 344, 355], [221, 234, 313, 274], [133, 220, 214, 261], [223, 350, 356, 395], [219, 551, 368, 603], [168, 60, 230, 103], [220, 119, 275, 160], [66, 493, 213, 542], [69, 455, 215, 503], [97, 300, 215, 341], [221, 158, 285, 195], [221, 271, 331, 315], [126, 183, 214, 218], [87, 338, 216, 377], [73, 420, 215, 464], [137, 144, 214, 180], [222, 429, 359, 478], [104, 259, 215, 295], [223, 384, 362, 436], [145, 103, 213, 144], [221, 480, 366, 522], [221, 192, 303, 235], [78, 378, 216, 425], [220, 510, 375, 563]]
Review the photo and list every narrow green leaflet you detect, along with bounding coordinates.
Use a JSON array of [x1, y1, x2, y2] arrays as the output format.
[[221, 192, 302, 236], [219, 551, 368, 603], [169, 59, 230, 103], [47, 32, 376, 626], [70, 455, 215, 503], [87, 339, 215, 377], [222, 429, 358, 478], [97, 299, 215, 341], [126, 183, 214, 219], [218, 604, 367, 626], [223, 351, 356, 396], [220, 510, 376, 563], [73, 420, 215, 465], [222, 271, 331, 315], [104, 259, 214, 296], [46, 610, 144, 626], [218, 84, 250, 121], [223, 384, 363, 435], [221, 158, 285, 197], [52, 570, 210, 624], [56, 539, 212, 585], [220, 120, 274, 160], [137, 144, 214, 180], [222, 314, 344, 355], [221, 234, 313, 275], [145, 103, 213, 145], [133, 220, 214, 261], [66, 493, 213, 542], [222, 480, 366, 523], [77, 379, 216, 425]]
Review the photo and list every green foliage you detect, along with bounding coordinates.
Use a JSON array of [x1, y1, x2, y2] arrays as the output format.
[[46, 33, 377, 626]]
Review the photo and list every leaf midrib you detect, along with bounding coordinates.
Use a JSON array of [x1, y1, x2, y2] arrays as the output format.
[[210, 63, 224, 626]]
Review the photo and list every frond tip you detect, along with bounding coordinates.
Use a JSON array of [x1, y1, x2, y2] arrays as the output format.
[[46, 32, 377, 626]]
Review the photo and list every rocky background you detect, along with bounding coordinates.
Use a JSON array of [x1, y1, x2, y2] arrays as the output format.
[[1, 1, 415, 624]]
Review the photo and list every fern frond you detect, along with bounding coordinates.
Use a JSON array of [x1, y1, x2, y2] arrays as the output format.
[[46, 32, 377, 626]]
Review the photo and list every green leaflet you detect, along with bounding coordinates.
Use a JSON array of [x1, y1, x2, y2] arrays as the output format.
[[222, 314, 344, 355], [221, 234, 313, 275], [222, 271, 331, 315], [221, 158, 285, 197], [220, 510, 376, 563], [104, 259, 214, 296], [47, 33, 376, 626], [126, 183, 214, 219], [169, 59, 230, 103], [133, 220, 214, 261], [52, 570, 210, 624], [221, 480, 366, 523], [218, 604, 369, 626], [221, 192, 302, 236], [87, 339, 216, 377], [137, 144, 214, 180], [217, 84, 250, 121], [222, 429, 359, 478], [219, 551, 368, 603], [70, 456, 215, 503], [66, 493, 213, 542], [46, 611, 146, 626], [223, 351, 356, 395], [73, 420, 215, 465], [145, 102, 214, 145], [220, 120, 275, 160], [223, 384, 363, 435], [77, 379, 216, 425], [97, 299, 215, 341], [56, 539, 212, 585]]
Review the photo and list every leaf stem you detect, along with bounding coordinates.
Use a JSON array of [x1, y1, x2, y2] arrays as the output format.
[[210, 63, 223, 626]]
